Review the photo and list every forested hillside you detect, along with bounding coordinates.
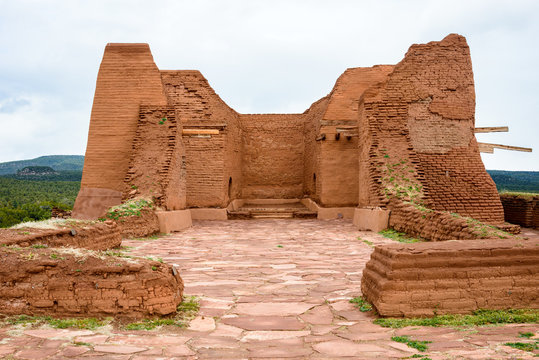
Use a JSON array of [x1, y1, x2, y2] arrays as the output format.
[[0, 155, 84, 175], [0, 177, 80, 227], [487, 170, 539, 193]]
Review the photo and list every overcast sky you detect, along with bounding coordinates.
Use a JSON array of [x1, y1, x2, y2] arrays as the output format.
[[0, 0, 537, 170]]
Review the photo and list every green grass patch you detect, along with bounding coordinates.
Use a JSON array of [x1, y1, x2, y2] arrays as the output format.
[[519, 332, 535, 339], [360, 237, 374, 247], [375, 309, 539, 328], [379, 228, 425, 243], [124, 318, 177, 330], [504, 341, 538, 352], [5, 315, 110, 330], [350, 297, 373, 312], [392, 335, 431, 352], [105, 198, 153, 220], [30, 244, 47, 249]]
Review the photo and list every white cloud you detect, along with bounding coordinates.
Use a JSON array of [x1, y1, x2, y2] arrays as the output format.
[[0, 0, 537, 169]]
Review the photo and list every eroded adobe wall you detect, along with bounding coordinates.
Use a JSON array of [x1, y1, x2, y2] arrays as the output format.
[[114, 209, 161, 239], [387, 199, 517, 241], [500, 194, 539, 228], [124, 106, 186, 210], [76, 44, 168, 218], [240, 114, 305, 199], [0, 221, 120, 250], [303, 97, 330, 200], [361, 239, 539, 317], [0, 247, 183, 318], [161, 71, 240, 208], [358, 35, 503, 223], [318, 66, 393, 207]]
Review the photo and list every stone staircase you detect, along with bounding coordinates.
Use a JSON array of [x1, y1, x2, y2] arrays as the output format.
[[228, 201, 317, 220]]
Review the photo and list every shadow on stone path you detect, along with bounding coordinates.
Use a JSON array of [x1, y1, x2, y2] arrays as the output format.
[[0, 220, 537, 359]]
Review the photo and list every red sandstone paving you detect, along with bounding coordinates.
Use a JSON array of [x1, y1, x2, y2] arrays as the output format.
[[0, 220, 538, 359]]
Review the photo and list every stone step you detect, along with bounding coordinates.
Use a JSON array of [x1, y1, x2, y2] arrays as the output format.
[[251, 212, 294, 219], [227, 209, 317, 220]]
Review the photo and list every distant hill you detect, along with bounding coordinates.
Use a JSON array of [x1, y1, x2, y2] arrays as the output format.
[[487, 170, 539, 193], [0, 155, 84, 175], [17, 166, 58, 176]]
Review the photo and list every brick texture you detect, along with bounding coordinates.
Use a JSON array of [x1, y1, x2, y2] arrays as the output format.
[[0, 222, 121, 250], [0, 247, 183, 318], [500, 194, 539, 228], [161, 71, 240, 207], [361, 239, 539, 317], [124, 106, 186, 210], [357, 34, 503, 224], [80, 44, 168, 193], [241, 114, 305, 198], [74, 36, 503, 223]]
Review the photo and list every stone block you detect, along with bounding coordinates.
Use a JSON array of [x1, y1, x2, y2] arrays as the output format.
[[190, 208, 228, 220], [156, 210, 192, 233], [353, 207, 390, 232]]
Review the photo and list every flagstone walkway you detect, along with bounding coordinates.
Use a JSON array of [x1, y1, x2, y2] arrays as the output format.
[[0, 220, 537, 359]]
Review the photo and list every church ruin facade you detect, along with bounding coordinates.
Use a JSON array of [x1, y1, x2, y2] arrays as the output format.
[[73, 34, 505, 226]]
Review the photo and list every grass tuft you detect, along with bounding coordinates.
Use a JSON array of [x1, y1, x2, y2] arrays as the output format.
[[392, 335, 431, 352], [5, 315, 110, 330], [350, 297, 373, 312], [375, 309, 539, 328], [379, 228, 425, 243], [504, 341, 538, 352]]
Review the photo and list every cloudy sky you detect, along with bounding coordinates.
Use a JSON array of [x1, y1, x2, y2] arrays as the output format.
[[0, 0, 537, 170]]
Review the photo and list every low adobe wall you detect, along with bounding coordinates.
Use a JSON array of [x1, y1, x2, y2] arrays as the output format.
[[500, 194, 539, 228], [361, 239, 539, 317], [115, 209, 160, 238], [0, 247, 183, 318], [0, 221, 121, 250], [388, 200, 518, 241]]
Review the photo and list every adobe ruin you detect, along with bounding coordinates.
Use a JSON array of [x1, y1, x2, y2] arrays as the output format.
[[73, 34, 505, 229]]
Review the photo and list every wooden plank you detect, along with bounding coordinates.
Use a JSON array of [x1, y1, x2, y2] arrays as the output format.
[[478, 143, 494, 153], [474, 126, 509, 133], [182, 129, 220, 135], [336, 126, 358, 133], [478, 142, 532, 153]]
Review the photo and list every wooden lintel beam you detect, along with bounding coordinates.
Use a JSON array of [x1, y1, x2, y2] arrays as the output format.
[[336, 126, 359, 133], [474, 126, 509, 133], [478, 142, 532, 153], [182, 129, 220, 135]]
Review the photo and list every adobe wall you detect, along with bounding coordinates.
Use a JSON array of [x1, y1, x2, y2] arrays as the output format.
[[387, 199, 516, 241], [114, 209, 161, 239], [358, 34, 504, 224], [240, 114, 305, 199], [303, 97, 329, 200], [500, 194, 539, 228], [124, 106, 186, 210], [161, 71, 240, 208], [0, 247, 183, 318], [318, 66, 393, 207], [79, 44, 168, 194], [361, 239, 539, 317], [0, 221, 121, 250]]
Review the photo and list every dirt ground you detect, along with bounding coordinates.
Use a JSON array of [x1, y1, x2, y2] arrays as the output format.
[[0, 219, 537, 359]]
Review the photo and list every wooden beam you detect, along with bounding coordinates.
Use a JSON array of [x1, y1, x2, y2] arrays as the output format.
[[474, 126, 509, 133], [336, 126, 358, 133], [478, 142, 532, 153], [182, 129, 220, 135]]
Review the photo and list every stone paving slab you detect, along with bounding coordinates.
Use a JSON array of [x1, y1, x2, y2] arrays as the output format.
[[0, 220, 537, 359]]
